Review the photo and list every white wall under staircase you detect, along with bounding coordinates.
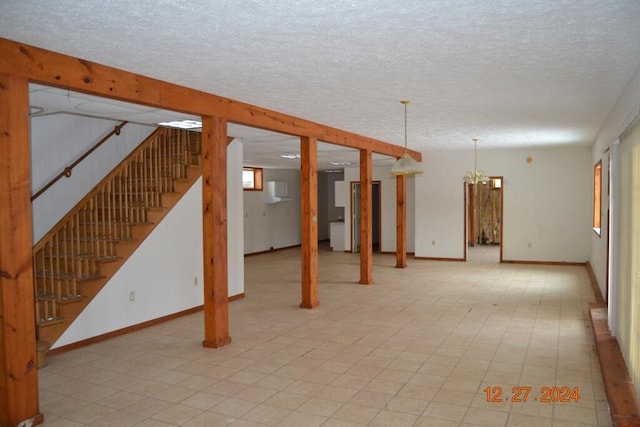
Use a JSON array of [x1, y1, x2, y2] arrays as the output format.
[[52, 139, 244, 349], [30, 114, 244, 348]]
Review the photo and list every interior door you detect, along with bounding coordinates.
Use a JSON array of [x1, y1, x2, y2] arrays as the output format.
[[351, 182, 361, 252]]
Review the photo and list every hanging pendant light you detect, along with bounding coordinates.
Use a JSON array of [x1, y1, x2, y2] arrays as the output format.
[[463, 138, 490, 184], [391, 100, 423, 176]]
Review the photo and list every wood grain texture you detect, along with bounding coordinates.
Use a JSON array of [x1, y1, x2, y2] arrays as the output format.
[[0, 37, 421, 161], [0, 73, 42, 426], [300, 136, 319, 308], [359, 149, 373, 284], [201, 116, 231, 348], [589, 305, 640, 427], [395, 175, 407, 268]]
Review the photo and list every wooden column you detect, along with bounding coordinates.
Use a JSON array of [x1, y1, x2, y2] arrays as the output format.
[[201, 115, 231, 348], [300, 136, 319, 308], [359, 149, 373, 284], [468, 183, 476, 247], [0, 74, 43, 426], [396, 174, 407, 268]]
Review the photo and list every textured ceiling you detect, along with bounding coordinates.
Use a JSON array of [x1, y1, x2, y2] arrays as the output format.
[[3, 0, 640, 166]]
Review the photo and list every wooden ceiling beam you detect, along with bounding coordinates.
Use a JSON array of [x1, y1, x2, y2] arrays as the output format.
[[0, 37, 422, 162]]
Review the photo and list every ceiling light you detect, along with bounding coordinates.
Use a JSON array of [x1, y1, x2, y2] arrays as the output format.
[[463, 138, 490, 185], [330, 161, 352, 166], [158, 119, 202, 129], [391, 100, 423, 176], [280, 154, 301, 159]]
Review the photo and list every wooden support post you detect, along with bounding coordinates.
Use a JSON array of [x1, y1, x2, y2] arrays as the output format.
[[0, 74, 43, 426], [396, 174, 407, 268], [468, 183, 476, 247], [201, 115, 231, 348], [300, 136, 319, 308], [359, 149, 373, 284]]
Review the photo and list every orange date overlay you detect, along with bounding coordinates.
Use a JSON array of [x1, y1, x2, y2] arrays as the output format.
[[484, 386, 580, 403]]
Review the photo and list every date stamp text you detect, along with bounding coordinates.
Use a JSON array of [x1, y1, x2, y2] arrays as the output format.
[[484, 386, 580, 402]]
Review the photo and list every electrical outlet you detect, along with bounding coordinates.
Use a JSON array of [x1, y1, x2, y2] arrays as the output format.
[[528, 242, 532, 248], [129, 291, 135, 302], [193, 276, 198, 286], [432, 240, 436, 245]]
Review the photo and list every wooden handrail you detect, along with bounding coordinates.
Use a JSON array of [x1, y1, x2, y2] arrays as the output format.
[[31, 121, 128, 201]]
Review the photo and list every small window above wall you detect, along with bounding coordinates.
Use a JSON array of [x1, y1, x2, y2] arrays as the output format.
[[243, 167, 263, 191], [593, 160, 602, 236]]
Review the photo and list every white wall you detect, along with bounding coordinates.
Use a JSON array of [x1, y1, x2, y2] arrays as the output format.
[[341, 165, 416, 253], [243, 168, 301, 254], [31, 114, 155, 242], [227, 139, 245, 297], [590, 64, 640, 298], [589, 64, 640, 399], [415, 147, 591, 262], [52, 137, 245, 349], [318, 172, 345, 241]]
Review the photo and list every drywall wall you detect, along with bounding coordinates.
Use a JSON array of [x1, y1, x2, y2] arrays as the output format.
[[589, 64, 640, 400], [31, 114, 155, 242], [243, 168, 301, 254], [415, 147, 591, 262], [227, 139, 245, 297], [53, 139, 245, 348], [318, 172, 345, 241], [590, 64, 640, 301], [341, 165, 416, 253]]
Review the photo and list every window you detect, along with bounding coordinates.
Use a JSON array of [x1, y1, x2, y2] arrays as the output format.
[[593, 160, 602, 235], [243, 167, 263, 191]]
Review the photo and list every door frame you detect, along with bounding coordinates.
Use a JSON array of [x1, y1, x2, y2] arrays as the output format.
[[464, 176, 504, 262], [350, 180, 382, 253]]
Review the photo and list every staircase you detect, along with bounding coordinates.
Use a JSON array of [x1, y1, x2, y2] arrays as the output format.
[[33, 127, 202, 358]]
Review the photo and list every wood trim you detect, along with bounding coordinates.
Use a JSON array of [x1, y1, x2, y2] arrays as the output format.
[[463, 182, 468, 261], [501, 259, 586, 266], [414, 257, 465, 262], [242, 166, 263, 191], [586, 267, 640, 426], [244, 244, 301, 257], [0, 73, 42, 426], [359, 149, 373, 284], [589, 305, 640, 427], [201, 116, 231, 348], [381, 251, 416, 256], [47, 305, 206, 356], [228, 293, 246, 302], [586, 261, 606, 306], [396, 175, 407, 268], [498, 177, 504, 262], [468, 183, 475, 247], [0, 37, 420, 162], [300, 136, 319, 308], [47, 294, 245, 357]]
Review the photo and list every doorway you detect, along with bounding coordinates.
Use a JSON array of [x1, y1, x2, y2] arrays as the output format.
[[350, 181, 381, 253], [465, 177, 503, 262]]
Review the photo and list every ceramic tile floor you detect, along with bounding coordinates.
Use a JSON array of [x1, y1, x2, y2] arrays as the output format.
[[38, 245, 612, 426]]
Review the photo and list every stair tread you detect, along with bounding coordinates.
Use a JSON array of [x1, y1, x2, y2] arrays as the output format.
[[36, 271, 106, 281], [37, 317, 66, 328], [41, 253, 123, 263]]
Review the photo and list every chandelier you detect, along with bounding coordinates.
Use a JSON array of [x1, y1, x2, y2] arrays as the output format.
[[463, 138, 489, 185], [391, 100, 423, 176]]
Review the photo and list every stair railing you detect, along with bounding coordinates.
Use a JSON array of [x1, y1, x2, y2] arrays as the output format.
[[31, 121, 129, 201], [33, 127, 199, 326]]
